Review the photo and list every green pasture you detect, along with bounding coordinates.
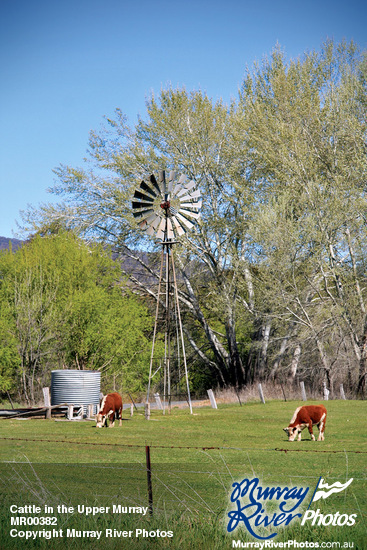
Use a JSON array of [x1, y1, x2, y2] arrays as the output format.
[[0, 400, 366, 549]]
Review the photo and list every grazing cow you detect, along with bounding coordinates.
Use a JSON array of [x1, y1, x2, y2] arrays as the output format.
[[283, 405, 327, 441], [96, 392, 123, 428]]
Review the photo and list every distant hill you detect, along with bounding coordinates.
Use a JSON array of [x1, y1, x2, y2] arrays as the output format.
[[0, 236, 161, 289], [0, 236, 23, 251], [0, 237, 174, 287]]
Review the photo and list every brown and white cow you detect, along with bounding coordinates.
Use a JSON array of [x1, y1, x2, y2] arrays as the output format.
[[96, 392, 123, 428], [283, 405, 327, 441]]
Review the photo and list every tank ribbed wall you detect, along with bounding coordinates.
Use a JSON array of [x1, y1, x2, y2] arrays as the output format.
[[51, 370, 101, 416]]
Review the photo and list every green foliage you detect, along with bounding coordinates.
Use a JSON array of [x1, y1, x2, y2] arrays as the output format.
[[20, 39, 367, 393], [0, 232, 158, 402], [0, 318, 19, 393], [239, 40, 367, 389], [21, 86, 254, 387]]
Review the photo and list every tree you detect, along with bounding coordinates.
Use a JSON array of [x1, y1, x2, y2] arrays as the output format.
[[0, 233, 157, 403], [21, 40, 367, 393], [22, 90, 255, 388], [0, 317, 20, 395], [239, 40, 367, 392]]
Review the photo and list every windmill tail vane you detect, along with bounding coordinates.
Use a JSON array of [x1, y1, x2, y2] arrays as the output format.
[[132, 170, 202, 240]]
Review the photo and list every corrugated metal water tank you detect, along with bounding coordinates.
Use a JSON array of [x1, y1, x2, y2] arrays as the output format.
[[51, 370, 101, 416]]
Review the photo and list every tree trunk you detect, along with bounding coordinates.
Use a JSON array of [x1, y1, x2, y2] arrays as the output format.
[[225, 314, 245, 386], [290, 343, 302, 379], [357, 316, 367, 396], [258, 321, 271, 379]]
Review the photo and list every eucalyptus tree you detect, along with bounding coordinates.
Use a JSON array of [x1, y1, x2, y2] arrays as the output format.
[[22, 90, 255, 387], [240, 40, 367, 392]]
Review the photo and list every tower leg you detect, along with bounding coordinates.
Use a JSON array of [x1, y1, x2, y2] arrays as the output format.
[[146, 226, 192, 414], [171, 251, 193, 414], [146, 247, 165, 405]]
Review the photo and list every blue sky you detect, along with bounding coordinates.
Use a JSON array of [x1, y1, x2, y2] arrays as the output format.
[[0, 0, 366, 238]]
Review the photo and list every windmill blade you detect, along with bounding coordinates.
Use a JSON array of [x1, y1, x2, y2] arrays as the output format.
[[156, 217, 167, 240], [179, 208, 200, 219], [133, 190, 154, 203], [132, 200, 154, 210], [175, 212, 194, 231], [180, 202, 201, 210], [172, 184, 183, 197], [139, 180, 158, 198], [139, 212, 160, 229], [146, 224, 157, 236], [145, 214, 163, 236], [158, 170, 167, 198], [151, 215, 163, 230], [149, 174, 162, 196], [168, 170, 176, 193], [179, 189, 201, 201], [171, 215, 186, 236], [178, 192, 201, 203], [139, 219, 149, 230], [172, 173, 188, 196], [133, 207, 154, 218], [166, 217, 175, 240], [176, 180, 196, 197], [142, 212, 160, 225], [180, 198, 202, 208]]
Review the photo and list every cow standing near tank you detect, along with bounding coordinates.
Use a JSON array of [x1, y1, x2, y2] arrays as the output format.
[[96, 392, 123, 428]]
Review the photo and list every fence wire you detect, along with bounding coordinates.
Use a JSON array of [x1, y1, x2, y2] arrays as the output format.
[[0, 436, 366, 453]]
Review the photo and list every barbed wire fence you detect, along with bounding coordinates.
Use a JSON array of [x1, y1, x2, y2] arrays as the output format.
[[1, 436, 365, 519]]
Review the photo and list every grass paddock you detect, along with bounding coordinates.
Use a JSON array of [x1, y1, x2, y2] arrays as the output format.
[[0, 399, 366, 549]]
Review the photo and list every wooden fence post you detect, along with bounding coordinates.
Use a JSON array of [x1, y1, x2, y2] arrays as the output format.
[[207, 389, 218, 409], [42, 387, 51, 419], [154, 393, 163, 410], [145, 446, 153, 516], [145, 403, 151, 420], [258, 383, 266, 404], [130, 403, 134, 417], [128, 392, 139, 414], [323, 382, 330, 400], [43, 387, 50, 406], [340, 384, 346, 400], [300, 381, 307, 401]]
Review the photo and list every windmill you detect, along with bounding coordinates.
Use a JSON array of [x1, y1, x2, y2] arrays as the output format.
[[132, 170, 202, 414]]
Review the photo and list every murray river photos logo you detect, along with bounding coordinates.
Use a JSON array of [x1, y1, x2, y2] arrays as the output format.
[[227, 477, 356, 540]]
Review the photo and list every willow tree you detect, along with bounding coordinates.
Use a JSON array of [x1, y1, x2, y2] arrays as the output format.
[[239, 40, 367, 392]]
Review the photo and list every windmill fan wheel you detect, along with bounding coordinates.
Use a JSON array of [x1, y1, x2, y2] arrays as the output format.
[[132, 170, 202, 240]]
